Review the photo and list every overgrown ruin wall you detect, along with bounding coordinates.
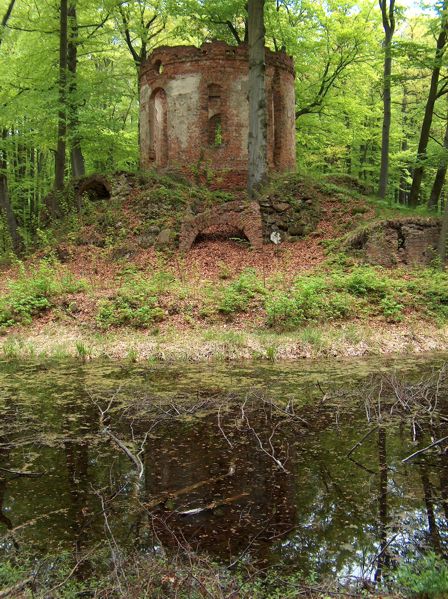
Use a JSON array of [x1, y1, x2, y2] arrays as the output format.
[[345, 218, 441, 267], [139, 41, 296, 188]]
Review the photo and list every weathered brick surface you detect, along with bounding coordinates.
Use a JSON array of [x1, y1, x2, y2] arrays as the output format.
[[139, 41, 296, 189], [345, 218, 441, 267], [179, 200, 263, 251]]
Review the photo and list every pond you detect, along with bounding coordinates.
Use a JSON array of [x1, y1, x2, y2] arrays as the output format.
[[1, 354, 448, 587]]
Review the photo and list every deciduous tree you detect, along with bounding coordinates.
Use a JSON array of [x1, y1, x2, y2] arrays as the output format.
[[247, 0, 267, 198]]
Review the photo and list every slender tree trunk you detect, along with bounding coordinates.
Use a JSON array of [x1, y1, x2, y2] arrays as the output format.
[[378, 1, 395, 199], [399, 90, 409, 204], [0, 130, 21, 254], [438, 189, 448, 265], [54, 0, 68, 200], [0, 0, 16, 48], [409, 2, 448, 207], [247, 0, 267, 199], [378, 33, 392, 198], [429, 119, 448, 211], [68, 1, 85, 178]]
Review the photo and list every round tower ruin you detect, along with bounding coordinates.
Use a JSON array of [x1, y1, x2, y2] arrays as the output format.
[[139, 41, 296, 188]]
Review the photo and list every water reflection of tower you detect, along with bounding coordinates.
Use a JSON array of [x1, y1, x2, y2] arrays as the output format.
[[142, 406, 297, 564]]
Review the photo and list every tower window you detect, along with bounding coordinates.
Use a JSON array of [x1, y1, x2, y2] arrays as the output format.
[[208, 115, 223, 147], [208, 83, 222, 101]]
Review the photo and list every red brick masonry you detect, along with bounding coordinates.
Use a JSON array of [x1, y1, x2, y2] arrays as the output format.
[[139, 41, 296, 189], [179, 200, 263, 252]]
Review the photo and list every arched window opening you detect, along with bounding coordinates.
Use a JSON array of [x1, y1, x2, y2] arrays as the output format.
[[154, 60, 164, 74], [272, 70, 282, 168], [208, 115, 223, 147], [149, 88, 168, 167]]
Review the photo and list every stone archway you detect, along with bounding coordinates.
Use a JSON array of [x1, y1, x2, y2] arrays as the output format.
[[74, 174, 112, 208], [179, 200, 263, 252]]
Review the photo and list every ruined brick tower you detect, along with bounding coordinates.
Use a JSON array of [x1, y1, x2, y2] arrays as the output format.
[[139, 41, 296, 188]]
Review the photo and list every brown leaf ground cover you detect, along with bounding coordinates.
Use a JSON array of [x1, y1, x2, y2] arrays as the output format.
[[2, 174, 442, 362]]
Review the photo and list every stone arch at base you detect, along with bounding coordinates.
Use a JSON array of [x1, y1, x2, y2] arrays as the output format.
[[75, 174, 112, 205], [179, 200, 263, 252]]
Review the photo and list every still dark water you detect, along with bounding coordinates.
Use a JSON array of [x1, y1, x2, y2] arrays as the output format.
[[1, 355, 448, 583]]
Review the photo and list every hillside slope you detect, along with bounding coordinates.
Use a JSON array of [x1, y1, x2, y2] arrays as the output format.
[[1, 172, 447, 362]]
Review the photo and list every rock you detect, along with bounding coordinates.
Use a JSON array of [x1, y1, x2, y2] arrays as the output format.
[[272, 201, 291, 212], [110, 244, 137, 260], [146, 225, 161, 235], [345, 217, 441, 267], [55, 245, 71, 263], [288, 224, 305, 237], [156, 228, 175, 247], [77, 230, 105, 247], [137, 234, 155, 249]]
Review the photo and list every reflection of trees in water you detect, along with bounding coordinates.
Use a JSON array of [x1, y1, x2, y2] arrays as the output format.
[[140, 407, 298, 565], [3, 363, 448, 585], [0, 442, 13, 531], [63, 366, 99, 557], [374, 426, 389, 582]]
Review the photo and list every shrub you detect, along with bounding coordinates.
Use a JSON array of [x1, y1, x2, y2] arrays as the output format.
[[381, 295, 404, 322], [413, 270, 448, 320], [0, 261, 87, 330], [393, 552, 448, 598], [218, 269, 265, 314], [96, 273, 170, 329], [335, 266, 388, 297], [265, 275, 353, 328]]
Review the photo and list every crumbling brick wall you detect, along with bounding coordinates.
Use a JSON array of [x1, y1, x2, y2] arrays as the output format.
[[179, 200, 263, 251], [139, 41, 296, 189], [345, 218, 441, 267]]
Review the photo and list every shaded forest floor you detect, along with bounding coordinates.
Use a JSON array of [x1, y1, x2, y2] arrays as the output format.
[[0, 171, 446, 362]]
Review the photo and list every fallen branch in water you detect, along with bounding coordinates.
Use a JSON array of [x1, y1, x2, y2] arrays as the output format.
[[143, 462, 236, 510], [242, 408, 289, 474], [402, 434, 448, 464], [0, 466, 45, 477], [346, 426, 379, 458], [102, 427, 144, 478], [178, 492, 248, 516]]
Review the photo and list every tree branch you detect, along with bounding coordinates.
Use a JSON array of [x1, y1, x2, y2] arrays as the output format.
[[0, 0, 17, 47]]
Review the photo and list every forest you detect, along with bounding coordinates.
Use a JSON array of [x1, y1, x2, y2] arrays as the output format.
[[0, 0, 447, 254], [3, 2, 448, 598]]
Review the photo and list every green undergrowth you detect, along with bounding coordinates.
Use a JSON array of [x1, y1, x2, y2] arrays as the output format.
[[90, 259, 448, 331], [96, 270, 175, 328], [0, 548, 446, 598], [0, 261, 87, 331], [2, 257, 448, 334]]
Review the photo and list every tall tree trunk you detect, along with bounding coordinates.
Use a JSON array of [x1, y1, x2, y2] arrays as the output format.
[[438, 188, 448, 265], [247, 0, 267, 199], [0, 130, 21, 254], [54, 0, 68, 201], [409, 1, 448, 207], [398, 89, 409, 204], [68, 1, 85, 178], [0, 0, 16, 48], [378, 0, 395, 199], [429, 118, 448, 211]]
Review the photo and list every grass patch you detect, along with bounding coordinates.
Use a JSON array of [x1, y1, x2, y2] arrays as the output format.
[[0, 261, 87, 331], [217, 268, 266, 315], [96, 271, 174, 329]]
